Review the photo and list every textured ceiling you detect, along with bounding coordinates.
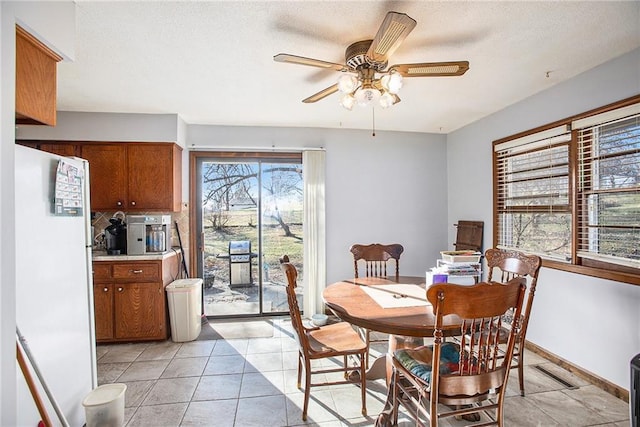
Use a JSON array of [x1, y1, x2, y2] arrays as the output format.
[[56, 1, 640, 134]]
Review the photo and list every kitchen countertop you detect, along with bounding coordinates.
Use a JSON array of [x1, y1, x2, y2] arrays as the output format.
[[92, 248, 181, 261]]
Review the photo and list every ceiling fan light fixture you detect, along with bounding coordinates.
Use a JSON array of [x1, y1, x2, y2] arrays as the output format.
[[274, 12, 469, 108], [380, 73, 403, 94], [354, 87, 381, 106], [339, 93, 356, 110], [379, 92, 396, 108], [337, 74, 358, 93]]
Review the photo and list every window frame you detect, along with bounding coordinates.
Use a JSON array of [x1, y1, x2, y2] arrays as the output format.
[[493, 94, 640, 286]]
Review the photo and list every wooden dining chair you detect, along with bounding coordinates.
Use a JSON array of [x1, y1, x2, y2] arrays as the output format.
[[349, 243, 404, 369], [280, 256, 367, 421], [350, 243, 404, 279], [485, 248, 542, 397], [390, 278, 527, 426]]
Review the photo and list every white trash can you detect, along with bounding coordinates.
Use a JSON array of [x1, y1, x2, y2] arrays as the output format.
[[166, 278, 203, 342], [82, 383, 126, 427]]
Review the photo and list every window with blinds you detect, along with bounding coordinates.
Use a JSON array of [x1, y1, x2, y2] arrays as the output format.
[[494, 126, 572, 261], [575, 107, 640, 268], [493, 98, 640, 282]]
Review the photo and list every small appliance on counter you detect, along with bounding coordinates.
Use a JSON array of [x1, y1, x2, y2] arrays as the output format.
[[104, 214, 127, 255], [126, 215, 171, 255]]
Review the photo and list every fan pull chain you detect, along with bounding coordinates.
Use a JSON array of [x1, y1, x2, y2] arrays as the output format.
[[372, 107, 376, 137]]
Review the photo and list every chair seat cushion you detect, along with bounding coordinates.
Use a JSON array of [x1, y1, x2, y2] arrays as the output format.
[[394, 342, 460, 383]]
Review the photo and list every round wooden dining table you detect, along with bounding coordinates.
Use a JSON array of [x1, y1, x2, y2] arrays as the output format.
[[323, 275, 462, 336], [322, 276, 462, 379], [323, 276, 463, 427]]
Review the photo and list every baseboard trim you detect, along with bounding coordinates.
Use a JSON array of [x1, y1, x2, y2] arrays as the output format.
[[525, 341, 629, 403]]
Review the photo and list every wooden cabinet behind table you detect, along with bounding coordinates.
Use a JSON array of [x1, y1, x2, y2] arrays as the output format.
[[15, 25, 62, 126], [92, 253, 179, 343], [81, 143, 182, 212]]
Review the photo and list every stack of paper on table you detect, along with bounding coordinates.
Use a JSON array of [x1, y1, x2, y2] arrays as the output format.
[[361, 284, 429, 309]]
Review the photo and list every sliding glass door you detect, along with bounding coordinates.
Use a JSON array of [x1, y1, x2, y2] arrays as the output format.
[[195, 154, 303, 317]]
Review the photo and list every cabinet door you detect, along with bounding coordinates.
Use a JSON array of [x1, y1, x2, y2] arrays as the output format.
[[40, 143, 79, 157], [93, 283, 114, 341], [114, 283, 165, 340], [15, 26, 61, 126], [127, 144, 181, 211], [81, 144, 128, 211]]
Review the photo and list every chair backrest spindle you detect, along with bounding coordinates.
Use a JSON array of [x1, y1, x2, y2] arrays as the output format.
[[485, 249, 541, 341], [350, 243, 404, 279]]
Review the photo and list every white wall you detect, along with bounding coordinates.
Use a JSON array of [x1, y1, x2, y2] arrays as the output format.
[[17, 110, 180, 142], [446, 47, 640, 390], [1, 2, 75, 425]]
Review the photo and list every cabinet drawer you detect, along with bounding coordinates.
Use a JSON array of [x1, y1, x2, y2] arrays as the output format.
[[112, 263, 160, 281], [93, 263, 112, 281]]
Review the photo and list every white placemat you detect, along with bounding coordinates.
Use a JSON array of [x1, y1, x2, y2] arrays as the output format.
[[361, 284, 429, 308]]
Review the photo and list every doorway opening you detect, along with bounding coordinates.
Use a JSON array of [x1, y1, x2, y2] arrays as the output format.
[[193, 152, 303, 318]]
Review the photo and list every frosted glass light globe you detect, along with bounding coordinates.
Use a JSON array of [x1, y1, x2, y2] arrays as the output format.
[[337, 74, 358, 93], [379, 92, 395, 109], [340, 94, 356, 110], [354, 87, 381, 106], [381, 73, 403, 94]]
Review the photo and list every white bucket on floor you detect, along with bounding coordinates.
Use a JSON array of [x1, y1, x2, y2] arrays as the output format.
[[82, 383, 126, 427]]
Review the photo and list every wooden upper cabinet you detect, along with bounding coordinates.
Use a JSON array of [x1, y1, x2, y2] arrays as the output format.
[[80, 142, 182, 212], [81, 144, 129, 210], [40, 143, 79, 157], [127, 144, 182, 212], [16, 140, 80, 157], [15, 26, 62, 126]]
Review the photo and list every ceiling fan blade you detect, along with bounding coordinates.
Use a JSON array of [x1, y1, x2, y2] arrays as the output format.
[[366, 12, 417, 64], [302, 84, 339, 103], [389, 61, 470, 77], [274, 53, 348, 71]]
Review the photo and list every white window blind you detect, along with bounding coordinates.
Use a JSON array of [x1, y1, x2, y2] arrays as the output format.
[[495, 128, 572, 260], [575, 107, 640, 268]]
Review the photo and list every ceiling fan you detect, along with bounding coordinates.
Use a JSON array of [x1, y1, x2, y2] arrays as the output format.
[[274, 11, 470, 110]]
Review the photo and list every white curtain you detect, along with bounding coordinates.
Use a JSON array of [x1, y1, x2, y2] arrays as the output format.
[[302, 150, 326, 316]]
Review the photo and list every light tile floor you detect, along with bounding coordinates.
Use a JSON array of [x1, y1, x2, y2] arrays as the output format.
[[96, 318, 631, 426]]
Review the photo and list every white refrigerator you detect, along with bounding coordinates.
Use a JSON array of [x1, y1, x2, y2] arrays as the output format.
[[15, 145, 97, 426]]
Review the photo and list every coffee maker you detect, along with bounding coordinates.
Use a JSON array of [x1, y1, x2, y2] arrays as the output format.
[[104, 217, 127, 255], [126, 215, 171, 255]]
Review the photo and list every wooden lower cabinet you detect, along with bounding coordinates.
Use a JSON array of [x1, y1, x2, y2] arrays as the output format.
[[114, 282, 165, 340], [92, 253, 179, 343], [93, 283, 114, 341]]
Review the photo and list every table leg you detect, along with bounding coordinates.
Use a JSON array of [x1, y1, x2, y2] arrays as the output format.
[[352, 335, 423, 381], [365, 354, 387, 380], [376, 335, 424, 426]]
